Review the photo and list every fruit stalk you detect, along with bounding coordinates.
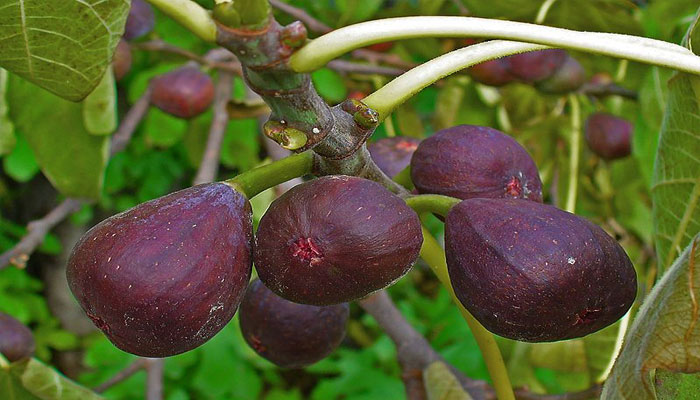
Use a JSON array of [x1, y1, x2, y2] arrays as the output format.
[[225, 151, 314, 199], [144, 0, 216, 42], [565, 94, 581, 213]]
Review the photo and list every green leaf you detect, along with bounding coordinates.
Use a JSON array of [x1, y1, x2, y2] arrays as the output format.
[[0, 68, 15, 156], [82, 67, 117, 135], [143, 108, 187, 148], [311, 68, 347, 104], [0, 0, 129, 101], [423, 361, 473, 400], [655, 371, 700, 399], [2, 134, 38, 182], [602, 235, 700, 399], [7, 74, 109, 199], [0, 358, 103, 400]]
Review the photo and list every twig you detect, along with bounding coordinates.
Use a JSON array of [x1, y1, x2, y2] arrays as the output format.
[[111, 87, 153, 155], [328, 60, 405, 76], [269, 0, 332, 34], [579, 82, 638, 100], [450, 0, 470, 15], [352, 48, 416, 70], [145, 358, 164, 400], [93, 358, 147, 393], [193, 73, 234, 185], [515, 384, 602, 400], [133, 41, 242, 75]]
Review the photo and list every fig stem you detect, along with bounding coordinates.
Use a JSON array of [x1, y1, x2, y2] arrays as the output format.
[[144, 0, 217, 42], [404, 194, 460, 217], [224, 151, 313, 198], [564, 94, 581, 213], [289, 16, 699, 75], [419, 226, 515, 400], [393, 165, 414, 190]]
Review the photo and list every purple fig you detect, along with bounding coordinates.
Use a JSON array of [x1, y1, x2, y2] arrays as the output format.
[[0, 312, 35, 362], [67, 183, 253, 357], [112, 40, 132, 81], [254, 176, 423, 305], [151, 67, 215, 119], [468, 58, 516, 87], [584, 112, 633, 160], [410, 125, 542, 202], [368, 137, 421, 178], [123, 0, 155, 41], [445, 198, 637, 342], [506, 49, 567, 83], [239, 279, 349, 368], [536, 55, 586, 94]]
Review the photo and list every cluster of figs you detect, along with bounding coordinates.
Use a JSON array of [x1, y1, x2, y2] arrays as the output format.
[[64, 121, 637, 369]]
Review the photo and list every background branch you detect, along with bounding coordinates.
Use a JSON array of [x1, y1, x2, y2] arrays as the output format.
[[93, 358, 147, 393], [145, 358, 164, 400], [269, 0, 332, 34]]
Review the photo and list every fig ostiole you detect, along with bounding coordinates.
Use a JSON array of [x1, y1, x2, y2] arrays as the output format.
[[239, 279, 348, 369], [445, 198, 637, 342], [0, 312, 35, 362], [254, 175, 423, 306], [67, 183, 253, 357]]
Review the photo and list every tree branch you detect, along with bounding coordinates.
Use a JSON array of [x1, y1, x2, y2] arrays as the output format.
[[328, 60, 405, 76], [269, 0, 332, 34], [133, 41, 243, 75], [93, 358, 147, 393], [145, 358, 164, 400]]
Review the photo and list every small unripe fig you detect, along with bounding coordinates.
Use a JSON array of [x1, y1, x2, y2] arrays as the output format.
[[506, 49, 567, 83], [368, 137, 421, 178], [0, 312, 35, 362], [410, 125, 542, 202], [584, 112, 633, 160], [254, 176, 423, 305], [112, 40, 132, 81], [150, 67, 215, 119], [67, 183, 253, 357], [468, 59, 516, 87], [240, 279, 349, 368], [123, 0, 155, 41], [536, 55, 586, 94], [445, 198, 637, 342], [366, 42, 395, 52]]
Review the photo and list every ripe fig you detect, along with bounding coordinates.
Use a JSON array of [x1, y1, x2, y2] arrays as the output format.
[[67, 183, 253, 357], [368, 137, 421, 178], [239, 279, 349, 368], [0, 312, 35, 362], [506, 49, 567, 83], [254, 176, 423, 305], [468, 59, 516, 87], [112, 40, 132, 81], [536, 55, 586, 94], [123, 0, 155, 41], [584, 112, 633, 160], [410, 125, 542, 202], [445, 198, 637, 342], [150, 67, 215, 119]]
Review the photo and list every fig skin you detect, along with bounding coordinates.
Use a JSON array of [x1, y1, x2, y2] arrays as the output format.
[[67, 183, 253, 357], [150, 67, 215, 119], [123, 0, 155, 41], [468, 59, 516, 87], [0, 312, 35, 362], [112, 40, 132, 81], [368, 137, 421, 178], [536, 55, 586, 94], [506, 49, 567, 83], [254, 176, 423, 306], [584, 112, 633, 160], [239, 279, 349, 369], [410, 125, 543, 202], [445, 198, 637, 342]]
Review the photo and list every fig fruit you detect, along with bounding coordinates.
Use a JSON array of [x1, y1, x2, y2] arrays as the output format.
[[468, 59, 516, 87], [410, 125, 542, 202], [67, 183, 253, 357], [0, 312, 35, 362], [368, 137, 421, 178], [536, 55, 585, 94], [239, 279, 349, 368], [151, 67, 215, 119], [366, 41, 395, 52], [112, 40, 132, 81], [123, 0, 155, 41], [445, 198, 637, 342], [506, 49, 567, 83], [584, 112, 633, 160], [254, 176, 423, 305]]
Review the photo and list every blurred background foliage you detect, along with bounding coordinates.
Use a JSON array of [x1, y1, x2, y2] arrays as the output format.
[[1, 0, 698, 399]]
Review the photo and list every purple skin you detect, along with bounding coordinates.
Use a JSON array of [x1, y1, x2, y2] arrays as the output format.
[[368, 137, 421, 178], [254, 176, 423, 306], [535, 55, 586, 94], [151, 67, 215, 119], [67, 183, 253, 357], [410, 125, 543, 202], [585, 112, 633, 160], [239, 279, 349, 369], [0, 312, 35, 362], [468, 58, 516, 87], [112, 40, 132, 81], [123, 0, 155, 41], [445, 198, 637, 342], [506, 49, 568, 83]]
